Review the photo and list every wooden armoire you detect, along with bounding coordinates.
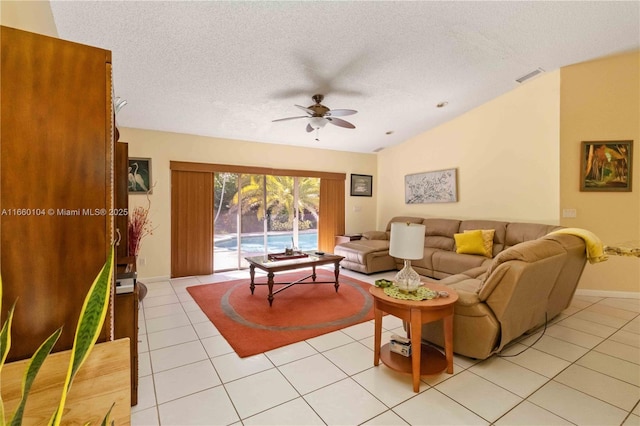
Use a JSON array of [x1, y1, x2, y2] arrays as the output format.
[[0, 26, 117, 362]]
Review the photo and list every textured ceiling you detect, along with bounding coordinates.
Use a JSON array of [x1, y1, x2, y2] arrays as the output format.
[[50, 1, 639, 153]]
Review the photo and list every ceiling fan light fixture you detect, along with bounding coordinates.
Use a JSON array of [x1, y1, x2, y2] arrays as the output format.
[[308, 116, 328, 129]]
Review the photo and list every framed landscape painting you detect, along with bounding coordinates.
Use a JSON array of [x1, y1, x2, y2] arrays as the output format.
[[405, 168, 458, 204], [128, 157, 153, 194], [580, 141, 633, 192], [350, 174, 373, 197]]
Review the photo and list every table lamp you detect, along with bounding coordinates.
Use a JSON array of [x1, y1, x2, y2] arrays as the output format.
[[389, 222, 426, 293]]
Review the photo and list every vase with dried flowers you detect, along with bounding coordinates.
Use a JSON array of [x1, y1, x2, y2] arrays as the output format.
[[128, 200, 154, 259], [128, 197, 154, 301]]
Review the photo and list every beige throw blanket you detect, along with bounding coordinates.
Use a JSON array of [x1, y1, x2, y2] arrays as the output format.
[[549, 228, 608, 264]]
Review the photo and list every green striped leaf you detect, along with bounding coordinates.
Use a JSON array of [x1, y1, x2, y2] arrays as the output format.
[[0, 303, 16, 368], [99, 402, 115, 426], [9, 328, 62, 426], [50, 248, 114, 426], [0, 300, 16, 426]]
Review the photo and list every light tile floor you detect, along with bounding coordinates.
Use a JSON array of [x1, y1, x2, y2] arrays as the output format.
[[131, 268, 640, 426]]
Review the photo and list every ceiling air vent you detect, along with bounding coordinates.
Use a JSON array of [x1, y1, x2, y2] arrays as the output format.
[[516, 67, 545, 83]]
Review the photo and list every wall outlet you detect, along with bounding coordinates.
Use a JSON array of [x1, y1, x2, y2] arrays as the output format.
[[139, 257, 147, 266], [353, 205, 361, 212], [562, 208, 577, 218]]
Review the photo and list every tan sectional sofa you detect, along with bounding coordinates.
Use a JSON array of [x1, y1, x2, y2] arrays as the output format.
[[334, 216, 589, 359]]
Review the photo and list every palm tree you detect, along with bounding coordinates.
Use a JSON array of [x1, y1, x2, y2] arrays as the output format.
[[214, 172, 236, 224], [231, 174, 319, 228], [297, 177, 320, 222]]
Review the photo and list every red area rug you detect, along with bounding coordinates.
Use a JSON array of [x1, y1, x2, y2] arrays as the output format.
[[187, 270, 374, 357]]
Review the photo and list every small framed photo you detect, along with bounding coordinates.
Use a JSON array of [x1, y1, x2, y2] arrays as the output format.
[[350, 174, 373, 197], [128, 157, 153, 194], [580, 141, 633, 192]]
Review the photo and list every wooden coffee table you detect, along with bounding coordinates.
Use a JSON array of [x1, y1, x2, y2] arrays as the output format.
[[369, 282, 458, 392], [245, 252, 345, 306]]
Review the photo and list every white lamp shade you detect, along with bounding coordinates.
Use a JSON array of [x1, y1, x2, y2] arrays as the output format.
[[389, 222, 425, 260], [309, 116, 328, 129]]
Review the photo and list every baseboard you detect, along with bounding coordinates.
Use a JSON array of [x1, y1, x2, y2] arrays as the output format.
[[575, 289, 640, 299], [137, 275, 171, 283]]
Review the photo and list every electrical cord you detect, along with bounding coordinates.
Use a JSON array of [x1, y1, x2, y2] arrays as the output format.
[[496, 312, 548, 358]]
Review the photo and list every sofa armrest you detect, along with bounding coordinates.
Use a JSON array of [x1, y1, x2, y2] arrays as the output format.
[[362, 231, 388, 240], [454, 289, 481, 307]]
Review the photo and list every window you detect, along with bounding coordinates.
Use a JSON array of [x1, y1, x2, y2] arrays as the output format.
[[170, 161, 344, 277]]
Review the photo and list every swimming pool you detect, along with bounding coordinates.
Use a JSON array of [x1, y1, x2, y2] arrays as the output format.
[[214, 232, 318, 252]]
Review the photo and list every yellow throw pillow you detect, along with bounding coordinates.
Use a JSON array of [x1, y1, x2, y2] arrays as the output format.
[[464, 229, 495, 258], [454, 230, 486, 256]]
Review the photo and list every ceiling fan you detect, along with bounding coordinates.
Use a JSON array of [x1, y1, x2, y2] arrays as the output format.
[[272, 94, 357, 139]]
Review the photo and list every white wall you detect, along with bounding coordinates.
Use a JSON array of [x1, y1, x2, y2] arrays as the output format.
[[377, 71, 561, 228], [120, 128, 378, 279]]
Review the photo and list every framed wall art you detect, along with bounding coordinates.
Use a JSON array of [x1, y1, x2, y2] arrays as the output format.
[[405, 168, 458, 204], [128, 157, 153, 194], [580, 140, 633, 192], [350, 174, 373, 197]]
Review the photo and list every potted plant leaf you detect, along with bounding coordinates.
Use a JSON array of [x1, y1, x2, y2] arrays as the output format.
[[0, 248, 119, 425]]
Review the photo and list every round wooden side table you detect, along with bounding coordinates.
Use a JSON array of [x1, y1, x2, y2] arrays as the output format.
[[369, 282, 458, 392]]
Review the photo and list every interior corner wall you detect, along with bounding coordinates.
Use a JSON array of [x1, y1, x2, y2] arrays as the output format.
[[560, 51, 640, 294], [119, 128, 377, 279], [376, 70, 561, 229], [0, 1, 58, 37]]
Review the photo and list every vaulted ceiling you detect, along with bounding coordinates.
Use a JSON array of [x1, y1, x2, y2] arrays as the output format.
[[50, 1, 639, 153]]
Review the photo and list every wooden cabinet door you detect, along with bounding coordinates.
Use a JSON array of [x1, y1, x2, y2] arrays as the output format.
[[114, 284, 138, 406], [0, 26, 114, 361], [115, 142, 130, 260]]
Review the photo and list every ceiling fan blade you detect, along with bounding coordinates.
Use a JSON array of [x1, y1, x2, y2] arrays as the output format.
[[306, 123, 314, 133], [295, 104, 315, 115], [327, 117, 355, 129], [326, 109, 357, 117], [272, 116, 308, 122]]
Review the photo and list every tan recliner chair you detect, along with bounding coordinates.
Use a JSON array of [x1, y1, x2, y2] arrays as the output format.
[[421, 234, 587, 359]]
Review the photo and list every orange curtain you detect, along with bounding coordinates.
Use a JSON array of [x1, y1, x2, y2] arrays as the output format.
[[318, 178, 345, 253]]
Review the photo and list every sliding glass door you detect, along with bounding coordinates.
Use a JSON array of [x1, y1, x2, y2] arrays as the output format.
[[213, 173, 320, 271]]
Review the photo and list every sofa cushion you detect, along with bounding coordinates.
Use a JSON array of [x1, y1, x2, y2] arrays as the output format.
[[334, 240, 390, 264], [423, 218, 461, 236], [504, 222, 561, 250], [432, 250, 491, 278], [383, 216, 424, 240], [385, 216, 424, 231], [454, 230, 486, 256], [424, 235, 455, 251], [485, 238, 565, 276], [362, 230, 388, 240], [423, 218, 460, 250], [458, 265, 489, 280], [411, 247, 440, 272], [437, 274, 484, 296]]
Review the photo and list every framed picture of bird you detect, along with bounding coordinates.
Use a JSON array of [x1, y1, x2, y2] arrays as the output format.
[[128, 157, 153, 194]]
